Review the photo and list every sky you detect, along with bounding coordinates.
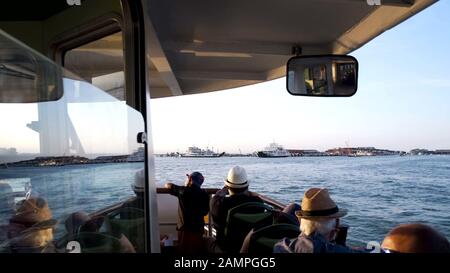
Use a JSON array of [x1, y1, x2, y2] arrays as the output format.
[[150, 0, 450, 154]]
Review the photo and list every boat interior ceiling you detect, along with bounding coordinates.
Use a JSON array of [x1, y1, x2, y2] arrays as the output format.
[[0, 0, 437, 100], [146, 0, 436, 98]]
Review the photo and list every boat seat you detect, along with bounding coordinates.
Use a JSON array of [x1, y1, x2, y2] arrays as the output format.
[[244, 224, 300, 254], [223, 202, 275, 253], [104, 207, 145, 252]]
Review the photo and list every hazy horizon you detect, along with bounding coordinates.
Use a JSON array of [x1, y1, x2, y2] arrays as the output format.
[[3, 145, 448, 157]]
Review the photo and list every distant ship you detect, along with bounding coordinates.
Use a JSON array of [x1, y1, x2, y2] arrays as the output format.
[[179, 146, 225, 158], [127, 147, 145, 162], [257, 143, 291, 158]]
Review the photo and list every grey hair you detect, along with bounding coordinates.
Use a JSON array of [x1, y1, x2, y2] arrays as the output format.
[[300, 218, 336, 237]]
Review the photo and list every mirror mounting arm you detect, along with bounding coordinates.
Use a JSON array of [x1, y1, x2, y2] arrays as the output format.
[[291, 46, 302, 56]]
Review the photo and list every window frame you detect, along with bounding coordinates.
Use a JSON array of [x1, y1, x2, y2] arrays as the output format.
[[48, 2, 154, 253]]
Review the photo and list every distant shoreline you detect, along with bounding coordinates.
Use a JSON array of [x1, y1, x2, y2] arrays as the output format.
[[0, 155, 143, 169], [1, 145, 449, 169], [2, 153, 449, 169]]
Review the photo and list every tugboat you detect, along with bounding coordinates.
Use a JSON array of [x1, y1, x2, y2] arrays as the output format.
[[257, 143, 291, 158]]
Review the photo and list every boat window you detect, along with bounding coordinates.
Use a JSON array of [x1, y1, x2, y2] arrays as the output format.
[[64, 31, 125, 101], [0, 30, 63, 103], [0, 29, 146, 253]]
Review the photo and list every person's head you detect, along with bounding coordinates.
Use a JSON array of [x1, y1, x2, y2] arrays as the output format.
[[65, 211, 104, 236], [224, 166, 249, 195], [10, 197, 54, 228], [296, 188, 347, 242], [8, 197, 56, 248], [381, 223, 450, 253], [131, 168, 145, 197], [185, 171, 204, 187]]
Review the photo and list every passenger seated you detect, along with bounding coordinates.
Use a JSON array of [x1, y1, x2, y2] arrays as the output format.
[[210, 166, 263, 252], [64, 211, 136, 253], [5, 197, 57, 253], [381, 223, 450, 253], [122, 168, 145, 211], [64, 211, 104, 236], [274, 188, 363, 253], [165, 171, 209, 254]]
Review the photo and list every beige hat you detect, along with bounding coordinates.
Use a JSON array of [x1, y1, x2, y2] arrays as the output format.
[[224, 166, 249, 189], [295, 188, 347, 219], [10, 197, 57, 231]]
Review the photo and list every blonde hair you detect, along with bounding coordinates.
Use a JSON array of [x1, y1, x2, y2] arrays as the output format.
[[13, 228, 54, 248], [300, 218, 336, 237]]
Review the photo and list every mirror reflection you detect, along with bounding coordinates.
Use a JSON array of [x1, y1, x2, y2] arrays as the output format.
[[287, 55, 358, 97]]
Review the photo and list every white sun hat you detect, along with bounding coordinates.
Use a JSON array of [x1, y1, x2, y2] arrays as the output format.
[[224, 166, 249, 189]]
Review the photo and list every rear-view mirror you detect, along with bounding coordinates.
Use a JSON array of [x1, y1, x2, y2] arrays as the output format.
[[287, 55, 358, 97]]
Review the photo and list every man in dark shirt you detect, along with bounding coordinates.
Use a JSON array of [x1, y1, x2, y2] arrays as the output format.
[[165, 171, 209, 254], [210, 166, 263, 252]]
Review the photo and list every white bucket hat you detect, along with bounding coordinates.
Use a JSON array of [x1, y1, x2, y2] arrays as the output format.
[[132, 168, 145, 193], [224, 166, 249, 189]]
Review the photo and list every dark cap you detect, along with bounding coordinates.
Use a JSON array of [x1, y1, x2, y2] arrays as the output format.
[[187, 171, 204, 186], [64, 211, 104, 235]]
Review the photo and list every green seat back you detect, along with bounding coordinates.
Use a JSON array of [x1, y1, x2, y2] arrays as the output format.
[[248, 224, 300, 254], [223, 202, 275, 253], [105, 207, 145, 252]]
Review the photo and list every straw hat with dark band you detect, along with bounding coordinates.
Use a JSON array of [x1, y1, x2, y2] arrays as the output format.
[[224, 166, 249, 189], [296, 188, 347, 219]]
